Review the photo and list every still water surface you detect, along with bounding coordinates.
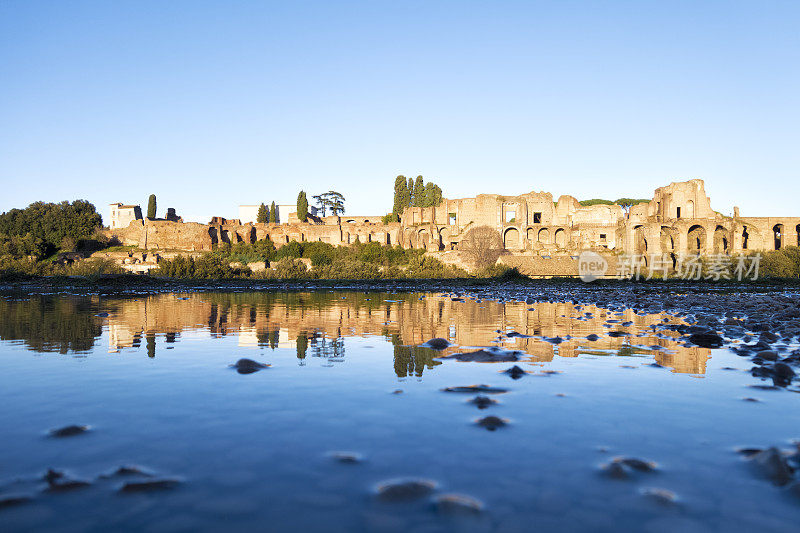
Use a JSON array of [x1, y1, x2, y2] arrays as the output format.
[[1, 291, 799, 532]]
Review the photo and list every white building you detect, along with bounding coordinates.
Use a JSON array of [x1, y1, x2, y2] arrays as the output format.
[[109, 203, 143, 229]]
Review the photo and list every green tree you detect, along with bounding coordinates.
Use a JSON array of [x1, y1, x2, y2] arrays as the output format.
[[407, 177, 414, 206], [147, 194, 157, 219], [312, 191, 346, 216], [270, 201, 277, 223], [423, 182, 436, 207], [297, 333, 308, 360], [413, 176, 424, 207], [393, 175, 409, 216], [256, 203, 268, 223], [0, 200, 102, 255], [297, 191, 309, 222]]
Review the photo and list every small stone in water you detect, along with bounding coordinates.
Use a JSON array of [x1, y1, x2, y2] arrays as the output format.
[[469, 395, 497, 409], [391, 389, 403, 394], [230, 358, 270, 374], [688, 333, 724, 348], [641, 487, 678, 505], [442, 385, 509, 394], [503, 365, 527, 379], [586, 334, 600, 341], [101, 465, 153, 478], [0, 494, 32, 508], [475, 415, 508, 431], [120, 479, 181, 493], [618, 457, 657, 472], [49, 425, 89, 438], [375, 478, 437, 502], [742, 397, 761, 402], [424, 338, 450, 350], [757, 350, 779, 361], [750, 447, 793, 486], [45, 479, 91, 492], [329, 452, 363, 464], [42, 468, 64, 483], [434, 493, 484, 515]]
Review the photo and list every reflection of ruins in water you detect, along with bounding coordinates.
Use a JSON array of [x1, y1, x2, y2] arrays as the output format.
[[100, 293, 711, 376]]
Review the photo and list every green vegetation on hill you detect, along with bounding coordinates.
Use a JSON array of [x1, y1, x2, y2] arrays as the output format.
[[153, 240, 471, 280], [578, 198, 650, 207]]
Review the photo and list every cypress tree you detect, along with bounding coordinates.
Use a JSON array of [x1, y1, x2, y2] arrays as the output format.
[[270, 201, 277, 223], [147, 194, 157, 219], [407, 177, 414, 208], [257, 203, 268, 223], [413, 176, 425, 207], [297, 191, 309, 221], [393, 175, 407, 216]]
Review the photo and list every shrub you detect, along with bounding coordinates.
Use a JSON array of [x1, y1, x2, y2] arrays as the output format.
[[459, 226, 504, 269]]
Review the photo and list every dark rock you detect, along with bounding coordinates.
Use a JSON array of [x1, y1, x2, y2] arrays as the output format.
[[469, 395, 497, 409], [503, 365, 527, 379], [442, 385, 509, 394], [101, 465, 153, 478], [42, 468, 64, 484], [751, 448, 793, 486], [45, 479, 91, 492], [0, 494, 32, 508], [438, 348, 520, 362], [376, 478, 437, 502], [424, 338, 450, 350], [229, 358, 270, 374], [757, 350, 779, 361], [49, 425, 89, 438], [641, 487, 678, 506], [475, 415, 508, 431], [608, 331, 630, 337], [688, 333, 724, 348], [434, 493, 484, 515], [601, 457, 657, 479], [120, 479, 181, 493], [773, 363, 795, 380], [735, 447, 763, 458], [329, 452, 363, 464], [618, 457, 657, 472], [586, 334, 600, 341]]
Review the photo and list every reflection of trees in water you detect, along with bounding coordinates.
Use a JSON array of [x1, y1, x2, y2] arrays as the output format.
[[391, 334, 441, 378], [308, 331, 345, 362], [0, 296, 100, 354]]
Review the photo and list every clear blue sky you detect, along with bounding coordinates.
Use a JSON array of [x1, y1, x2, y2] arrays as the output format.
[[1, 1, 798, 223]]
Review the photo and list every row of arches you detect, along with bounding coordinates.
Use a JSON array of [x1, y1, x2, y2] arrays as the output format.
[[633, 223, 800, 256], [503, 227, 567, 250]]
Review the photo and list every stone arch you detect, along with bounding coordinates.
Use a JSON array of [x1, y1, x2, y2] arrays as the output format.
[[773, 224, 784, 250], [221, 230, 231, 244], [687, 225, 706, 255], [417, 229, 430, 249], [713, 225, 729, 254], [797, 224, 800, 247], [633, 225, 647, 255], [208, 227, 218, 245], [660, 226, 677, 252], [503, 227, 521, 250], [538, 228, 550, 243], [526, 227, 536, 242], [554, 228, 566, 248]]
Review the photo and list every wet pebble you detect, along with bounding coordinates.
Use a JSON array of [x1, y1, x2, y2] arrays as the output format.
[[45, 479, 91, 492], [641, 487, 678, 506], [439, 348, 520, 362], [688, 332, 724, 348], [442, 385, 509, 394], [49, 425, 90, 438], [101, 465, 153, 478], [750, 447, 793, 486], [0, 494, 32, 508], [329, 451, 363, 464], [586, 334, 600, 341], [469, 395, 498, 409], [503, 365, 527, 379], [600, 457, 657, 479], [434, 493, 484, 515], [424, 338, 450, 350], [475, 415, 508, 431], [229, 358, 270, 374], [375, 478, 437, 502], [120, 479, 182, 493]]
